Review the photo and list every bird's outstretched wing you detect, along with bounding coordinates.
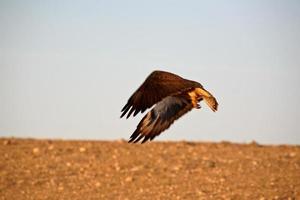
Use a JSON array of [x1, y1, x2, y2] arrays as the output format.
[[120, 70, 201, 118], [128, 92, 194, 143]]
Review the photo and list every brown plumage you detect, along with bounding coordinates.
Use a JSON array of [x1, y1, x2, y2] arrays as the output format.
[[121, 70, 218, 143]]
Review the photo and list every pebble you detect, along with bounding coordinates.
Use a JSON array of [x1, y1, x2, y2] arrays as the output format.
[[250, 140, 260, 146], [114, 164, 121, 171], [130, 166, 142, 172], [289, 152, 296, 157], [197, 190, 206, 195], [48, 145, 54, 150], [95, 182, 101, 187], [172, 166, 181, 171], [3, 140, 11, 145], [79, 147, 86, 153], [125, 176, 133, 182], [32, 148, 40, 154], [220, 178, 226, 182], [116, 139, 126, 143], [205, 160, 216, 168]]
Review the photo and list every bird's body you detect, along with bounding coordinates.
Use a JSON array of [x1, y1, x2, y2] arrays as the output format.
[[121, 70, 218, 143]]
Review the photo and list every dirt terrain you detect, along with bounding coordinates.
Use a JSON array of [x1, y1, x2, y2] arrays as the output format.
[[1, 138, 300, 200]]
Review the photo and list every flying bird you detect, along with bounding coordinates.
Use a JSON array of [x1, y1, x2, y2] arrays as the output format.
[[121, 70, 218, 143]]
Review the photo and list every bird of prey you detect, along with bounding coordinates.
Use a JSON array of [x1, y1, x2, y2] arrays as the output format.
[[121, 70, 218, 143]]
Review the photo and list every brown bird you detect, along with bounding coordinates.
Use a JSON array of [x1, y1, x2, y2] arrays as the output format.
[[121, 70, 218, 143]]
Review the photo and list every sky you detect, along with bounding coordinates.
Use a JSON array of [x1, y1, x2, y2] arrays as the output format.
[[1, 0, 300, 144]]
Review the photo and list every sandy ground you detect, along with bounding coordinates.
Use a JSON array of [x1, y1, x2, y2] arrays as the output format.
[[1, 138, 300, 200]]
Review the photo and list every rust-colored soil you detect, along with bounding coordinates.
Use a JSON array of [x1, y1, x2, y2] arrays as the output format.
[[1, 138, 300, 200]]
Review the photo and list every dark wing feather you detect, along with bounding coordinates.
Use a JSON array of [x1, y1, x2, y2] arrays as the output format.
[[121, 70, 201, 118], [128, 92, 194, 143]]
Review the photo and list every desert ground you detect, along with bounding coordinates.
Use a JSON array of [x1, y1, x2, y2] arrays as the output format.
[[1, 138, 299, 200]]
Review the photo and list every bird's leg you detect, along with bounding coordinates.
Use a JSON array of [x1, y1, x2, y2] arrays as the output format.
[[196, 97, 203, 109]]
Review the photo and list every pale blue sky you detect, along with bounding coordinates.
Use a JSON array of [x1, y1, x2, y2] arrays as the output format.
[[1, 1, 300, 144]]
